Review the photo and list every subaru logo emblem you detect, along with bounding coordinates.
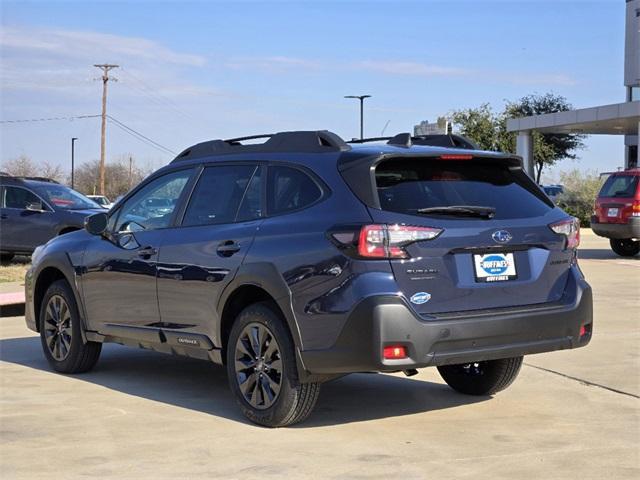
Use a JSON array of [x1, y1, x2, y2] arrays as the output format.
[[492, 230, 512, 244]]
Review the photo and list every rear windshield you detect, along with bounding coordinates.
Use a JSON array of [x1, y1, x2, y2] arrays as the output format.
[[599, 174, 638, 198], [375, 159, 553, 219]]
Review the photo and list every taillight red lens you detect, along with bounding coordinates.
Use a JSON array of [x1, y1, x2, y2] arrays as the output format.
[[549, 217, 580, 249], [440, 154, 473, 160], [357, 224, 442, 259], [383, 345, 408, 360]]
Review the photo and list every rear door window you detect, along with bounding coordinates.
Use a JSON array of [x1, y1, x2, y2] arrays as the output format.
[[599, 175, 638, 198], [182, 165, 258, 226], [375, 159, 553, 219], [267, 166, 322, 215]]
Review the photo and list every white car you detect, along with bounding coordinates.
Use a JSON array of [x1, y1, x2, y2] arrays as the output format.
[[86, 195, 113, 210]]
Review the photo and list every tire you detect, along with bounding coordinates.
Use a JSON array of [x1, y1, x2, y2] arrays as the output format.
[[437, 356, 523, 396], [39, 279, 102, 373], [226, 302, 320, 427], [609, 239, 640, 257], [0, 253, 14, 264]]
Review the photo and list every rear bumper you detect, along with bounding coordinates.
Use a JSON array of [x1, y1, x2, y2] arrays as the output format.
[[590, 217, 640, 240], [300, 266, 592, 374]]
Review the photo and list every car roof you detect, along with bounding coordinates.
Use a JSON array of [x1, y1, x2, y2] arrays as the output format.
[[0, 176, 61, 188], [164, 130, 519, 173]]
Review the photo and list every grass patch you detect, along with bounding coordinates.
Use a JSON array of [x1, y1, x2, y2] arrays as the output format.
[[0, 256, 31, 283]]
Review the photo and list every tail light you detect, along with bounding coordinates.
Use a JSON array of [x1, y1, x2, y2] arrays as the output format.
[[632, 201, 640, 217], [358, 224, 442, 259], [549, 217, 580, 249]]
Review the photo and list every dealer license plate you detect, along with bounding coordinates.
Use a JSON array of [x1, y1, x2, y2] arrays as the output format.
[[473, 253, 517, 283]]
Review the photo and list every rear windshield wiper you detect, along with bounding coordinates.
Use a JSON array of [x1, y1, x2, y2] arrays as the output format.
[[416, 205, 496, 219]]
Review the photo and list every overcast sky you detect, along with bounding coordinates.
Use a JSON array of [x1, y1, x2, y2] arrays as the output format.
[[0, 0, 624, 179]]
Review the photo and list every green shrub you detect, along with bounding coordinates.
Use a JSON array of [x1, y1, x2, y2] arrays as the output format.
[[555, 169, 604, 227]]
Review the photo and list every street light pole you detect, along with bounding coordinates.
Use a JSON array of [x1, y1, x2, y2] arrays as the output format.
[[71, 137, 78, 189], [344, 95, 371, 139]]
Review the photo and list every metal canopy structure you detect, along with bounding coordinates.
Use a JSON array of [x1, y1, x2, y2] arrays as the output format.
[[506, 101, 640, 136]]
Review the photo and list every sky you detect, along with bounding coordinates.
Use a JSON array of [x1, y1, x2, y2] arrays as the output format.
[[0, 0, 625, 180]]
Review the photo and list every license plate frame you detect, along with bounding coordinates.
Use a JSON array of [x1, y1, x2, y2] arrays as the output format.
[[473, 252, 517, 283]]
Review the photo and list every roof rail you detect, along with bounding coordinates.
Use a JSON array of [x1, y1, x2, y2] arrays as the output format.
[[171, 130, 350, 163], [0, 174, 59, 183], [348, 133, 478, 150]]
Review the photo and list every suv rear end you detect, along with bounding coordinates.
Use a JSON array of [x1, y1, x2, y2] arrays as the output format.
[[591, 169, 640, 256], [303, 145, 592, 375]]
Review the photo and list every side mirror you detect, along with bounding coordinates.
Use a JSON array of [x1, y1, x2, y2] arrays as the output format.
[[85, 212, 108, 236], [26, 201, 44, 212]]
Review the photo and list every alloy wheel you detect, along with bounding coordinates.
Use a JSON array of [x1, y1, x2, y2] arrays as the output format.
[[43, 295, 72, 361], [234, 322, 283, 410]]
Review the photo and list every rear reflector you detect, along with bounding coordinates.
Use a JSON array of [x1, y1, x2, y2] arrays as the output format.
[[383, 345, 408, 360], [358, 224, 442, 259], [580, 323, 592, 337], [549, 217, 580, 249]]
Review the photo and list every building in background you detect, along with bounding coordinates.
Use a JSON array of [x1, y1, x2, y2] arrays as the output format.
[[414, 117, 450, 136], [507, 0, 640, 177]]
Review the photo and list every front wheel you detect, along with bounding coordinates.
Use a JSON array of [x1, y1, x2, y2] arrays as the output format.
[[39, 280, 102, 373], [437, 356, 523, 396], [226, 302, 320, 427], [610, 238, 640, 257]]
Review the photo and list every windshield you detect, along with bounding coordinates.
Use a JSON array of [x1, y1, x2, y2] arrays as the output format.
[[599, 175, 638, 198], [38, 185, 101, 210], [375, 159, 553, 220]]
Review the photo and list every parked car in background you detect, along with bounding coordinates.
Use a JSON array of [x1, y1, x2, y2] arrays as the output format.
[[0, 175, 103, 262], [590, 168, 640, 256], [24, 131, 592, 427], [541, 184, 564, 203], [87, 195, 113, 210]]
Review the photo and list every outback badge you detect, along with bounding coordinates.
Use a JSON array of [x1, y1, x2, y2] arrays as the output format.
[[410, 292, 431, 305]]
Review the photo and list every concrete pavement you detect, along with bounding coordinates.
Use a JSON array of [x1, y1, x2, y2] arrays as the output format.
[[0, 234, 638, 479]]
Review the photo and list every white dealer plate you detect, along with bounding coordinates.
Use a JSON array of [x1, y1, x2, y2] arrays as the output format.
[[473, 253, 517, 282], [607, 208, 619, 217]]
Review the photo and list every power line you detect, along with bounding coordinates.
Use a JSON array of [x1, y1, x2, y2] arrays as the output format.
[[0, 115, 101, 124], [106, 115, 176, 155], [118, 67, 196, 122]]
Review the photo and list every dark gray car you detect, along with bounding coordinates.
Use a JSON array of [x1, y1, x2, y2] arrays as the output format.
[[0, 175, 103, 261]]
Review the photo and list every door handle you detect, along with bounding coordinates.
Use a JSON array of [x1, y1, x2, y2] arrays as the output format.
[[137, 246, 158, 259], [0, 214, 7, 220], [217, 240, 241, 257]]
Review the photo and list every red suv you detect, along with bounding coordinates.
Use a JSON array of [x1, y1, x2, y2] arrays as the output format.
[[591, 168, 640, 257]]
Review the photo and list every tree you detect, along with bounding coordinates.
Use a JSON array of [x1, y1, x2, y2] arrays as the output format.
[[450, 93, 585, 183], [0, 155, 65, 182], [73, 156, 148, 200], [556, 169, 603, 227], [449, 103, 505, 151]]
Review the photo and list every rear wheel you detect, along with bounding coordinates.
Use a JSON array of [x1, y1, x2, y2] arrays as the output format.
[[437, 356, 523, 396], [39, 280, 102, 373], [609, 238, 640, 257], [226, 302, 320, 427]]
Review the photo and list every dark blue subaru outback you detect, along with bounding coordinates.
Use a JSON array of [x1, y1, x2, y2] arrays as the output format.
[[25, 131, 592, 427]]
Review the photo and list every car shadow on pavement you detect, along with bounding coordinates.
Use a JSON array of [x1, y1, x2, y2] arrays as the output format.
[[578, 249, 639, 260], [0, 335, 487, 427]]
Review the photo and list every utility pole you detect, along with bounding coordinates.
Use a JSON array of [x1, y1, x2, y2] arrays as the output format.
[[94, 64, 118, 195], [71, 137, 78, 189], [344, 95, 371, 139]]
